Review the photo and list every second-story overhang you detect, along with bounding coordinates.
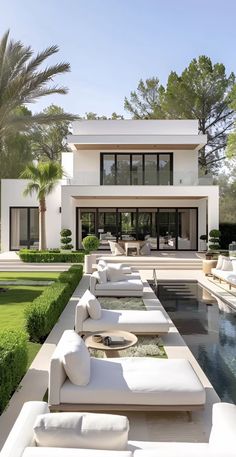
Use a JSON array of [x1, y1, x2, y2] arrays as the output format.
[[61, 184, 219, 200], [67, 134, 207, 152]]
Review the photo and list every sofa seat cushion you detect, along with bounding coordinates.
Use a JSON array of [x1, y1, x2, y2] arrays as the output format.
[[211, 269, 234, 281], [83, 310, 170, 333], [227, 274, 236, 285], [22, 448, 132, 457], [60, 358, 205, 406], [62, 331, 90, 386], [95, 279, 143, 291], [33, 411, 129, 450]]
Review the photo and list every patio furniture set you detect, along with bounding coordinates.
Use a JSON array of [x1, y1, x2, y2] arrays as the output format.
[[210, 255, 236, 289], [2, 259, 235, 457]]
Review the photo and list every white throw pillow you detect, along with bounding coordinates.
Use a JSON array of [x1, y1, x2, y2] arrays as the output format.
[[62, 332, 90, 386], [215, 255, 225, 270], [33, 412, 129, 450], [108, 241, 116, 254], [96, 267, 107, 283], [98, 259, 107, 268], [107, 268, 127, 282], [82, 290, 101, 319], [114, 243, 125, 256], [221, 258, 233, 271]]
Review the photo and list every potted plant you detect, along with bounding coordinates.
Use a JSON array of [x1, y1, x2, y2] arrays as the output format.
[[60, 229, 73, 250], [208, 229, 221, 251]]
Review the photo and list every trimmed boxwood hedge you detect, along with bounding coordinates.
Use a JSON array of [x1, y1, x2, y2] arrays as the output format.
[[0, 330, 28, 414], [19, 250, 84, 263], [219, 223, 236, 249], [25, 265, 83, 343]]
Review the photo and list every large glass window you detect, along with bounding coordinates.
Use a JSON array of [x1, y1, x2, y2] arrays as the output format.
[[131, 155, 143, 185], [98, 210, 117, 248], [117, 154, 130, 185], [178, 208, 197, 250], [102, 154, 116, 184], [10, 207, 39, 250], [101, 153, 172, 185], [158, 209, 177, 250]]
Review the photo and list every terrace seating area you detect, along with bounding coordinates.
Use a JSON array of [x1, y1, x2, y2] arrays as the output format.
[[211, 255, 236, 289], [2, 401, 236, 457]]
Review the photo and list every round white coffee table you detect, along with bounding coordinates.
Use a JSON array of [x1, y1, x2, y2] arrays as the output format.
[[85, 330, 137, 358]]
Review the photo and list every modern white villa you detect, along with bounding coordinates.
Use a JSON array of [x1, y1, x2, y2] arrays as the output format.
[[1, 119, 219, 252]]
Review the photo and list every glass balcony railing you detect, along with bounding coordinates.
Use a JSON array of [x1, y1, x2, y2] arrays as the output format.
[[64, 173, 214, 186]]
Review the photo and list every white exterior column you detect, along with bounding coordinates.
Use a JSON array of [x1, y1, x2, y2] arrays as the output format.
[[207, 187, 219, 234]]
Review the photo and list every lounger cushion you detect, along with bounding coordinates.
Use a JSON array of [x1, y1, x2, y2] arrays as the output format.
[[133, 447, 235, 457], [84, 290, 101, 320], [62, 332, 90, 386], [95, 279, 143, 291], [22, 449, 132, 457], [60, 358, 205, 406], [33, 412, 129, 450], [221, 259, 233, 271], [98, 261, 132, 274], [83, 310, 170, 333]]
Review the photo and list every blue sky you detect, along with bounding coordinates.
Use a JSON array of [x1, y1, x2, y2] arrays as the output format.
[[1, 0, 236, 117]]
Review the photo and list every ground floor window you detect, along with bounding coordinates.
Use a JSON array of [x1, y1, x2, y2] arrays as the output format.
[[10, 207, 39, 250], [77, 207, 198, 251]]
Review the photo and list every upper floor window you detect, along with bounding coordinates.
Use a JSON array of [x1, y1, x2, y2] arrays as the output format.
[[101, 153, 173, 185]]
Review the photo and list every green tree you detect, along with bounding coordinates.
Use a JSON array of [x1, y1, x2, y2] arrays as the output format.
[[0, 30, 75, 141], [164, 56, 235, 172], [226, 85, 236, 159], [0, 107, 32, 179], [124, 78, 166, 119], [21, 162, 64, 250], [82, 112, 124, 120], [30, 105, 71, 162], [124, 57, 235, 173]]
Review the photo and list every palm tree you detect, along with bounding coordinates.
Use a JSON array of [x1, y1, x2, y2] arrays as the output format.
[[0, 30, 75, 140], [21, 162, 64, 250]]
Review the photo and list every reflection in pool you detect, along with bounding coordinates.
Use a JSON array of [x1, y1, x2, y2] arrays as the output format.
[[155, 281, 236, 403]]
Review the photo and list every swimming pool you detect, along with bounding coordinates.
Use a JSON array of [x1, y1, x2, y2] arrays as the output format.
[[154, 281, 236, 403]]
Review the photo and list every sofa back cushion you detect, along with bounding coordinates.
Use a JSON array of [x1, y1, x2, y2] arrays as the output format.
[[114, 243, 125, 256], [33, 412, 129, 450], [107, 267, 127, 283], [215, 255, 225, 270], [221, 258, 233, 271], [96, 267, 107, 283], [62, 331, 90, 386], [85, 290, 101, 319]]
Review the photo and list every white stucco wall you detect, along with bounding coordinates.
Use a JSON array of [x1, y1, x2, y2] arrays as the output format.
[[1, 180, 61, 251]]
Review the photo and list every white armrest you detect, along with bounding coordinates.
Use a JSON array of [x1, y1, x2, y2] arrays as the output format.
[[48, 333, 70, 406], [1, 402, 49, 457], [75, 300, 89, 333], [209, 402, 236, 447]]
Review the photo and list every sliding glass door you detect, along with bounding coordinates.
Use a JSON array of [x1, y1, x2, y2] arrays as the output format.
[[10, 207, 39, 250], [77, 207, 198, 251]]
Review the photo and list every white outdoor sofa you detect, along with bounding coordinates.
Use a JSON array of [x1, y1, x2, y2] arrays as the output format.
[[48, 330, 205, 412], [90, 265, 144, 297], [2, 401, 236, 457], [75, 289, 170, 334], [211, 257, 236, 289]]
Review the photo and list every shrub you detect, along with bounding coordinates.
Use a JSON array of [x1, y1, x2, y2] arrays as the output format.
[[208, 229, 221, 251], [82, 235, 99, 253], [0, 330, 28, 414], [60, 228, 73, 250], [25, 265, 83, 342], [19, 250, 84, 263]]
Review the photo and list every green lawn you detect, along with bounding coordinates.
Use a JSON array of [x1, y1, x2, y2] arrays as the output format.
[[0, 272, 60, 282], [0, 272, 59, 366]]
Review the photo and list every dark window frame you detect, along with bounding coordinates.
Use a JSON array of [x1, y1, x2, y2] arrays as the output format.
[[100, 153, 173, 185], [9, 206, 39, 251], [76, 206, 198, 251]]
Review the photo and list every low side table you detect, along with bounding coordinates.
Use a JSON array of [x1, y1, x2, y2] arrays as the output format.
[[84, 330, 137, 358]]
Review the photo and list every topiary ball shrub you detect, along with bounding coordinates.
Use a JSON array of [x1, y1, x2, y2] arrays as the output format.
[[209, 229, 221, 251], [82, 235, 100, 253], [60, 228, 73, 251]]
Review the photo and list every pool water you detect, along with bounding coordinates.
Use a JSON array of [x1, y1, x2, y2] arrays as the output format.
[[154, 281, 236, 403]]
